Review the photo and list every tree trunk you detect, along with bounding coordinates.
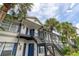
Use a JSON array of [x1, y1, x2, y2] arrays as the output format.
[[0, 3, 11, 22]]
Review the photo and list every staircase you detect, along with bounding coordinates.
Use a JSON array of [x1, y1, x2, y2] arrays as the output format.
[[38, 28, 64, 56]]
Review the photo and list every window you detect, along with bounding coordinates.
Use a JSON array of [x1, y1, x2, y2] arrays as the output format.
[[39, 46, 44, 53], [30, 29, 35, 36], [38, 45, 45, 56], [0, 43, 15, 56], [0, 21, 11, 31], [9, 24, 18, 33], [0, 21, 18, 33]]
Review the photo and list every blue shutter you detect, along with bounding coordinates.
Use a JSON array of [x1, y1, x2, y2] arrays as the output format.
[[30, 29, 35, 36], [26, 28, 28, 35], [12, 43, 17, 56]]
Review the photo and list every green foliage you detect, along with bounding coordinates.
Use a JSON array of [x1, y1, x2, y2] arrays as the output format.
[[45, 18, 59, 31], [0, 5, 3, 10], [0, 26, 5, 31], [0, 3, 33, 31], [44, 18, 79, 56], [75, 36, 79, 48], [61, 46, 70, 55], [4, 3, 33, 21], [44, 18, 77, 44], [69, 51, 79, 56]]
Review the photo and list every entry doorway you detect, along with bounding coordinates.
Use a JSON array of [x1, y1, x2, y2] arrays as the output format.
[[28, 43, 34, 56]]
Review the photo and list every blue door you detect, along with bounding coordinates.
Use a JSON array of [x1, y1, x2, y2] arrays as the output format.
[[28, 43, 34, 56]]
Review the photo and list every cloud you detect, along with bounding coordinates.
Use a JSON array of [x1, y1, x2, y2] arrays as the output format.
[[28, 3, 59, 23], [28, 3, 79, 25], [70, 3, 76, 8], [31, 3, 40, 12], [66, 9, 73, 12]]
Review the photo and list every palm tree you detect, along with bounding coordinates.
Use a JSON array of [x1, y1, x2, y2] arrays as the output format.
[[0, 3, 33, 22], [0, 3, 12, 22], [45, 18, 59, 31], [0, 3, 33, 30], [14, 3, 33, 32], [61, 22, 76, 41]]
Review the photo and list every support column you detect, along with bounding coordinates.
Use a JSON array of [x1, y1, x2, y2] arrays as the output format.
[[52, 46, 55, 56], [22, 43, 26, 56], [44, 44, 47, 56]]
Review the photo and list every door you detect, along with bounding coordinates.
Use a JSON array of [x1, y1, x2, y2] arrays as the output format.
[[28, 43, 34, 56], [30, 29, 35, 36]]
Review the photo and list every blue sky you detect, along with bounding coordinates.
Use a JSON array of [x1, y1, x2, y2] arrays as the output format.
[[28, 3, 79, 26]]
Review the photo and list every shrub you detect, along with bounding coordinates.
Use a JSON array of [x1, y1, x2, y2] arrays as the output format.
[[61, 47, 70, 55], [69, 51, 79, 56]]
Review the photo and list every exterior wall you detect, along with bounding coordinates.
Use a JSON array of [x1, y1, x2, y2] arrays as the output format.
[[0, 17, 41, 56], [0, 31, 18, 42], [20, 25, 26, 34], [0, 31, 18, 56], [0, 36, 17, 42], [15, 39, 37, 56], [16, 38, 26, 56], [0, 31, 38, 56], [25, 40, 37, 56], [20, 25, 39, 37]]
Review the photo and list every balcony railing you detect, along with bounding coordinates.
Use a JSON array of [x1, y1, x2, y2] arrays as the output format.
[[38, 28, 64, 56]]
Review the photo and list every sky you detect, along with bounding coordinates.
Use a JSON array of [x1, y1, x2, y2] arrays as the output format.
[[28, 3, 79, 34], [28, 3, 79, 26]]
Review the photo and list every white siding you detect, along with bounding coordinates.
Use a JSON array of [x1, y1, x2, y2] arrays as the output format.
[[0, 36, 17, 42], [16, 39, 37, 56], [20, 25, 26, 34]]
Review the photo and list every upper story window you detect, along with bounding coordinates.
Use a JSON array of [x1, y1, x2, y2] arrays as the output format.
[[9, 24, 18, 33], [0, 21, 18, 33], [30, 29, 35, 36], [0, 21, 11, 31]]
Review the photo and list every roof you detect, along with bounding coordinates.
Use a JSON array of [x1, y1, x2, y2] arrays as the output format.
[[26, 16, 42, 26], [3, 16, 42, 26]]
